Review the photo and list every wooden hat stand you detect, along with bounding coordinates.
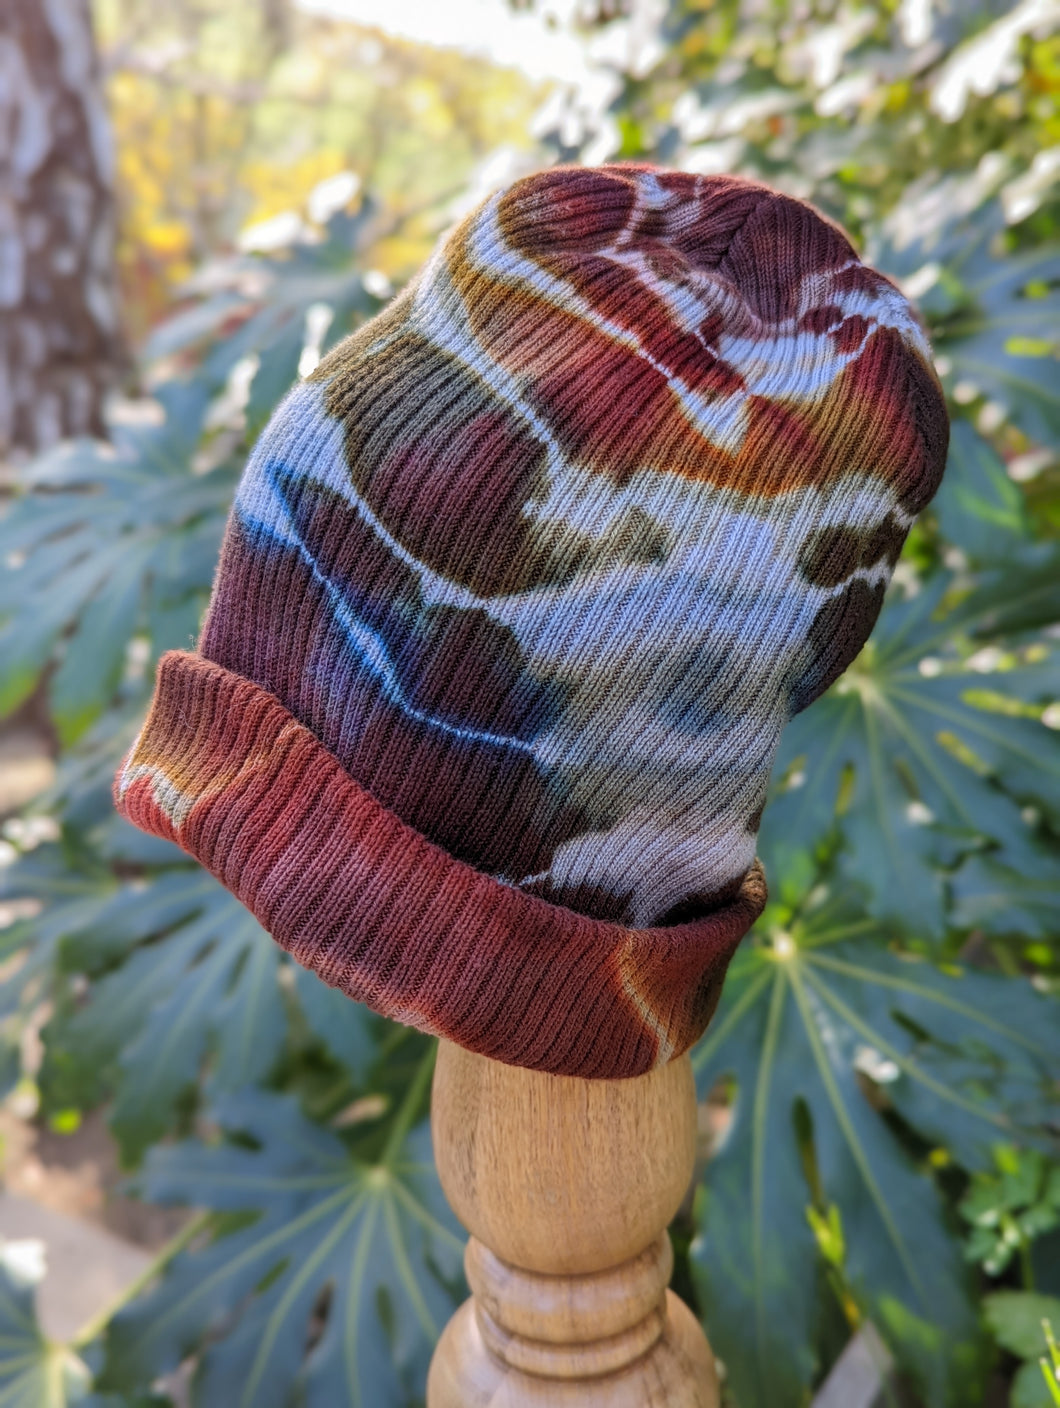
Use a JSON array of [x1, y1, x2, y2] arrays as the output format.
[[427, 1040, 720, 1406]]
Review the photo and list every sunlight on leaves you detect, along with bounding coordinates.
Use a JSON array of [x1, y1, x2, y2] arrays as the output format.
[[762, 572, 1060, 938], [690, 886, 1057, 1408]]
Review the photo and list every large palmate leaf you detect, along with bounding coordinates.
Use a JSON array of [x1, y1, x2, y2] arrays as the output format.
[[872, 195, 1060, 446], [6, 841, 379, 1155], [0, 845, 117, 1098], [0, 1241, 173, 1408], [45, 692, 173, 841], [146, 200, 387, 440], [957, 540, 1060, 639], [0, 204, 391, 751], [950, 843, 1060, 940], [690, 885, 1058, 1408], [0, 380, 230, 743], [933, 421, 1033, 566], [32, 867, 288, 1159], [934, 229, 1060, 448], [761, 570, 1060, 937], [290, 965, 379, 1081], [0, 1244, 93, 1407], [1, 846, 289, 1154], [100, 1076, 464, 1408]]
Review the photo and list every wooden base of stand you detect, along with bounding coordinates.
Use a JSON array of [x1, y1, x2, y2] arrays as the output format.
[[427, 1041, 719, 1407]]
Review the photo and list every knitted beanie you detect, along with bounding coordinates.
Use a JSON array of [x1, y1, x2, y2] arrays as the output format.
[[116, 166, 948, 1079]]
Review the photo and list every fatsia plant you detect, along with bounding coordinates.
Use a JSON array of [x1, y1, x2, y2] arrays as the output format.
[[0, 192, 467, 1406], [0, 1238, 172, 1408], [26, 855, 378, 1160], [0, 380, 226, 749], [762, 562, 1060, 940], [1, 3, 1059, 1404], [97, 1082, 464, 1408], [0, 194, 390, 1097], [0, 200, 387, 757], [690, 881, 1058, 1407], [0, 1244, 94, 1408]]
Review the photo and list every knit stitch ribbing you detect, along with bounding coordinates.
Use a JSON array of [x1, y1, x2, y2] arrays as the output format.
[[116, 165, 948, 1075], [118, 650, 766, 1076]]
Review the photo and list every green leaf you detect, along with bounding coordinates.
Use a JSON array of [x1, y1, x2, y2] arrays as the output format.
[[100, 1077, 464, 1408], [0, 550, 113, 719], [951, 845, 1060, 939], [49, 550, 149, 746], [166, 211, 383, 406], [938, 232, 1060, 446], [956, 543, 1060, 637], [934, 421, 1032, 565], [1013, 1356, 1060, 1408], [0, 847, 117, 1069], [984, 1291, 1060, 1360], [291, 967, 377, 1080], [873, 201, 1060, 445], [0, 1245, 93, 1406], [42, 871, 288, 1159], [18, 852, 387, 1157], [0, 384, 230, 736], [246, 322, 305, 438], [0, 1038, 20, 1100], [962, 1148, 1058, 1224], [142, 291, 246, 364], [690, 887, 1057, 1408], [762, 574, 1060, 937], [46, 691, 160, 837]]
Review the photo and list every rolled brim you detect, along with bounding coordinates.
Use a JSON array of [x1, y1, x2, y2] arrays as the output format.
[[115, 651, 766, 1079]]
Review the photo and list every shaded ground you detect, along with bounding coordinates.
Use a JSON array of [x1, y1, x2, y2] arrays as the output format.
[[1, 1102, 189, 1252]]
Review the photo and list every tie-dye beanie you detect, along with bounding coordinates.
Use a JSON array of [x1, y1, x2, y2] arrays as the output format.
[[116, 166, 948, 1079]]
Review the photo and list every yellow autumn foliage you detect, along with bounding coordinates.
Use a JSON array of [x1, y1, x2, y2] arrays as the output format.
[[93, 0, 543, 339]]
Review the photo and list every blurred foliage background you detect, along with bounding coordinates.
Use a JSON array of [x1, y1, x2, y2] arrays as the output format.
[[0, 1, 1058, 1405], [96, 0, 543, 334]]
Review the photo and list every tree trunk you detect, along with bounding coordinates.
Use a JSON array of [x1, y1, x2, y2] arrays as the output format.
[[0, 0, 124, 460]]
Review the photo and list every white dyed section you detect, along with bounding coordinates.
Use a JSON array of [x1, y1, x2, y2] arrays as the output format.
[[116, 758, 197, 829]]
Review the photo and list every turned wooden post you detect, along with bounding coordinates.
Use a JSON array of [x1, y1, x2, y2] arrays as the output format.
[[427, 1040, 719, 1406]]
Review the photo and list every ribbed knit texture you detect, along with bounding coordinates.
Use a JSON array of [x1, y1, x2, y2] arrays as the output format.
[[116, 165, 948, 1077]]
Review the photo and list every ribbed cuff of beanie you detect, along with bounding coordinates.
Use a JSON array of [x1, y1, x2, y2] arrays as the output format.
[[115, 651, 767, 1079]]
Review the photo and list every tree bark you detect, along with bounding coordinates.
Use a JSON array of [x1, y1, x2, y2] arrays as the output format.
[[0, 0, 124, 459]]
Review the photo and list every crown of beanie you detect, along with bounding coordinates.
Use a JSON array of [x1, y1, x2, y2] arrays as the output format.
[[116, 165, 948, 1078]]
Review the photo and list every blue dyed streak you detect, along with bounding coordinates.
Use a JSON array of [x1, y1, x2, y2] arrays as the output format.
[[238, 461, 539, 759]]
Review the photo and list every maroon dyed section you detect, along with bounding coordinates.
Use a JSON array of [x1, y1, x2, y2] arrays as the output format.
[[115, 652, 767, 1079]]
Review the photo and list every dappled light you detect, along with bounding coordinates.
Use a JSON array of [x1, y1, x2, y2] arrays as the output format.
[[0, 2, 1057, 1406]]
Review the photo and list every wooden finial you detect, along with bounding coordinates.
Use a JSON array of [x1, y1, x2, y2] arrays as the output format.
[[427, 1040, 719, 1406]]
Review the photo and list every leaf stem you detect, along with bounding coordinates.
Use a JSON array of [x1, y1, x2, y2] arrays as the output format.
[[1021, 1237, 1035, 1292], [382, 1042, 436, 1166], [70, 1209, 212, 1349]]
